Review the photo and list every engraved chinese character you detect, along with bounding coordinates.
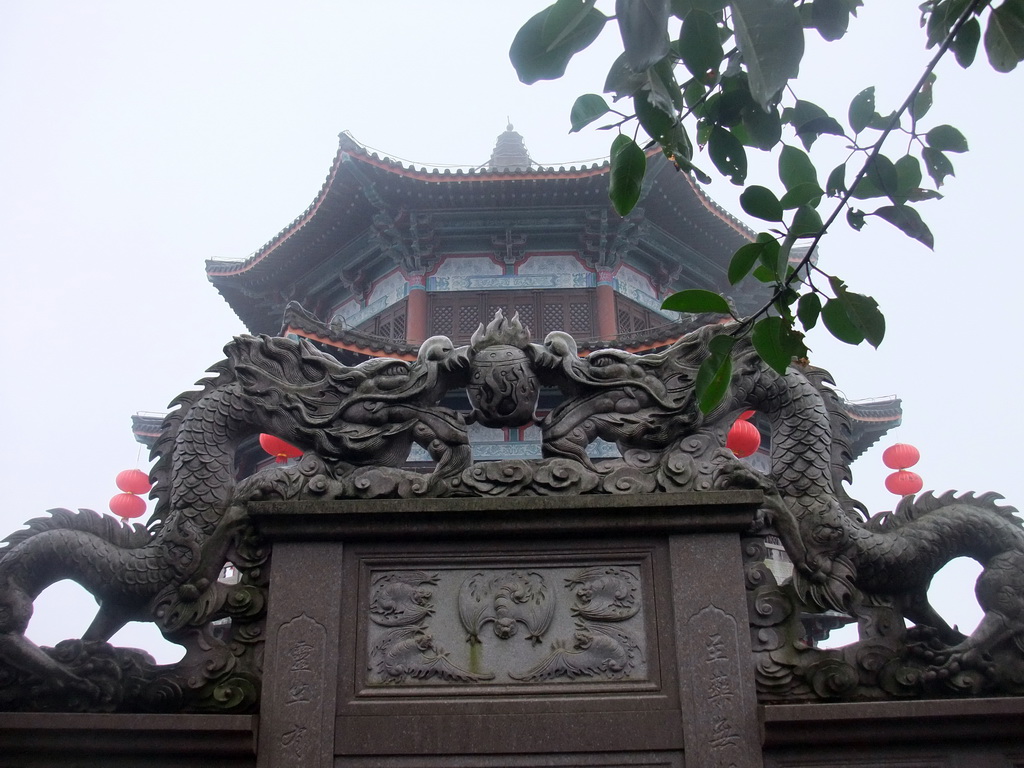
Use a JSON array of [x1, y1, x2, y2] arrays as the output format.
[[281, 724, 307, 757], [286, 682, 312, 706], [709, 714, 740, 751], [288, 639, 315, 672], [707, 668, 734, 703], [705, 632, 727, 662]]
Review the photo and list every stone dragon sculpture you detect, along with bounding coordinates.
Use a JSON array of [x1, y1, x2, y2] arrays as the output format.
[[527, 321, 1024, 696], [0, 333, 469, 710], [1, 313, 1022, 708]]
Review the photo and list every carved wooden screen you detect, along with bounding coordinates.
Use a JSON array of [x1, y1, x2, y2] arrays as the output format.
[[428, 290, 595, 342], [356, 299, 408, 341], [615, 295, 669, 340]]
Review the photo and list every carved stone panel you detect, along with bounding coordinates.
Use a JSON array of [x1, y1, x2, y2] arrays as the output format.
[[360, 561, 650, 689]]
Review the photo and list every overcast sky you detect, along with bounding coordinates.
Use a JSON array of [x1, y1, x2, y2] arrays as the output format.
[[1, 3, 1021, 661]]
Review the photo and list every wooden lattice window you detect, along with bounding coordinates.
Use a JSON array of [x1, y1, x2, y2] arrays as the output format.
[[427, 290, 596, 343], [615, 296, 664, 339], [356, 299, 408, 341], [459, 305, 480, 337]]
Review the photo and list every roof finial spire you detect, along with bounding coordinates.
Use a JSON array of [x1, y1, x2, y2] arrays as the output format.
[[487, 121, 533, 171]]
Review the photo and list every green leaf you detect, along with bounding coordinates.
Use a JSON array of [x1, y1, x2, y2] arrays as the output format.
[[510, 1, 608, 84], [848, 173, 885, 200], [952, 17, 981, 67], [811, 0, 854, 41], [782, 100, 844, 148], [672, 0, 729, 15], [779, 182, 823, 209], [790, 204, 823, 237], [752, 316, 805, 374], [821, 297, 864, 345], [926, 124, 969, 153], [617, 0, 672, 71], [695, 333, 737, 412], [739, 185, 784, 221], [845, 294, 885, 348], [683, 79, 708, 108], [796, 116, 847, 147], [729, 0, 805, 109], [797, 291, 821, 330], [906, 187, 944, 202], [570, 94, 611, 132], [895, 154, 923, 196], [868, 110, 899, 131], [648, 56, 687, 112], [708, 126, 748, 184], [752, 264, 776, 282], [756, 235, 784, 279], [846, 208, 866, 231], [779, 145, 818, 190], [926, 0, 972, 48], [910, 73, 936, 121], [828, 277, 885, 347], [661, 288, 732, 313], [922, 146, 955, 186], [826, 163, 846, 196], [604, 52, 648, 99], [728, 241, 765, 284], [872, 204, 935, 249], [673, 154, 713, 183], [740, 103, 783, 150], [635, 89, 676, 143], [864, 154, 899, 199], [782, 99, 826, 128], [608, 134, 647, 214], [678, 9, 725, 80], [848, 87, 875, 134], [985, 0, 1024, 73]]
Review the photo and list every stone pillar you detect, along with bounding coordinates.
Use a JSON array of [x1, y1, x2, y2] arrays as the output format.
[[258, 543, 343, 768], [596, 267, 617, 340], [671, 532, 762, 768], [405, 272, 427, 345]]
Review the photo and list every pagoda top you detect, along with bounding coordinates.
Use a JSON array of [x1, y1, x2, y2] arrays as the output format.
[[486, 123, 534, 170]]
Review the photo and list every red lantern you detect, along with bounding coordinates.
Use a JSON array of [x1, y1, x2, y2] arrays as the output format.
[[115, 468, 152, 495], [109, 492, 147, 519], [726, 418, 761, 458], [882, 443, 920, 470], [885, 470, 923, 497], [259, 434, 302, 463], [738, 410, 755, 420]]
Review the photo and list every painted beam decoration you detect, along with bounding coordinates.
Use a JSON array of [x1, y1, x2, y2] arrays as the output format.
[[0, 311, 1022, 711]]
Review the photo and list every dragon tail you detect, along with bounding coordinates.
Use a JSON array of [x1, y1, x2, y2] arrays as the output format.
[[866, 490, 1021, 531], [0, 508, 152, 559]]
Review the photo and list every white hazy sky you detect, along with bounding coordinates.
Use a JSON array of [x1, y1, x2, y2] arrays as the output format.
[[1, 3, 1021, 661]]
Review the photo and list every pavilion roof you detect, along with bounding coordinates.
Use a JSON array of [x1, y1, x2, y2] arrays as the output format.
[[206, 132, 755, 333]]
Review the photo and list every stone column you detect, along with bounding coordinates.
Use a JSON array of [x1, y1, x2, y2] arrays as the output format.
[[671, 532, 763, 768], [405, 272, 427, 345], [596, 267, 617, 340], [258, 542, 343, 768]]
